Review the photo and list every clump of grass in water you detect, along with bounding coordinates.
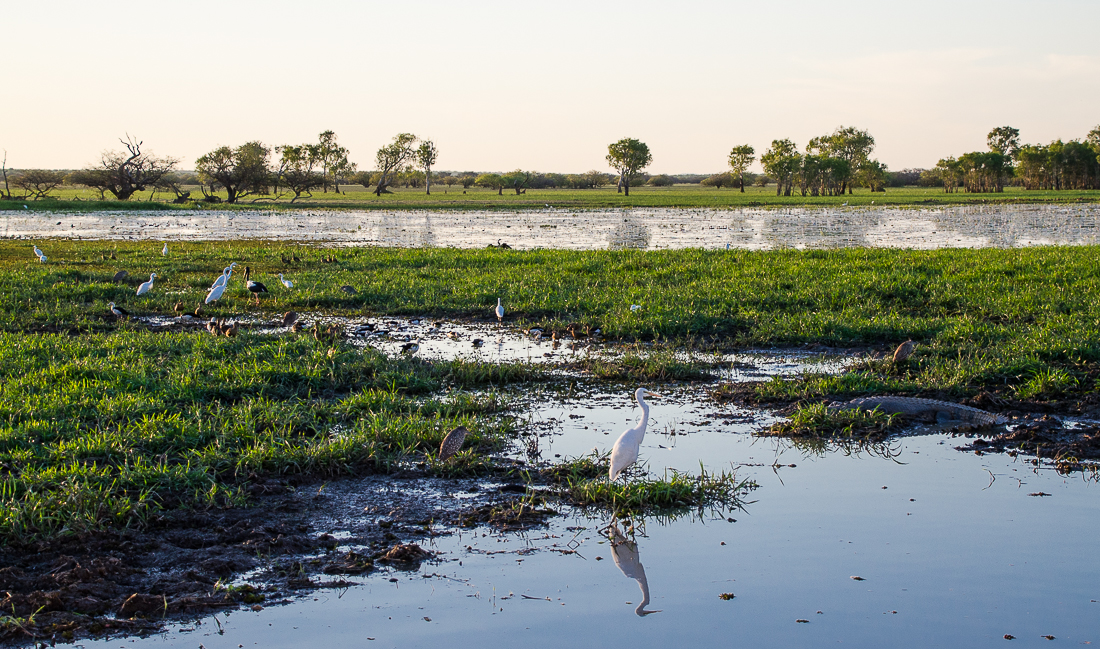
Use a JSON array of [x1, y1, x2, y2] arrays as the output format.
[[562, 466, 755, 514], [760, 402, 902, 439], [578, 349, 710, 381], [540, 451, 609, 483]]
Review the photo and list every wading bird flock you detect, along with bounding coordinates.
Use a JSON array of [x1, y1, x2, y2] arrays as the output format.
[[29, 242, 672, 484]]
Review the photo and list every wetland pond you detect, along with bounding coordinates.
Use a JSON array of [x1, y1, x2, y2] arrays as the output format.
[[7, 206, 1100, 647], [59, 321, 1099, 649], [4, 203, 1100, 249]]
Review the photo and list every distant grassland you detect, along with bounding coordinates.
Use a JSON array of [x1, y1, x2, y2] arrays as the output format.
[[6, 184, 1100, 211], [4, 239, 1098, 389], [2, 239, 1099, 542]]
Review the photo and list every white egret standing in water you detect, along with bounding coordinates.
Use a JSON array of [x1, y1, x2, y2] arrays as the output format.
[[135, 273, 157, 296], [609, 387, 663, 482], [495, 298, 504, 323]]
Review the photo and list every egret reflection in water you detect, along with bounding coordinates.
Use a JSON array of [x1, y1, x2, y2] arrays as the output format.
[[608, 522, 661, 617]]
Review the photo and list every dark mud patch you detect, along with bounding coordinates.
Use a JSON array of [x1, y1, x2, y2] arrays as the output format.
[[955, 414, 1100, 472], [0, 474, 537, 646]]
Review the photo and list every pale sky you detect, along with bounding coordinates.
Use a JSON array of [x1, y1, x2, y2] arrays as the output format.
[[4, 0, 1098, 174]]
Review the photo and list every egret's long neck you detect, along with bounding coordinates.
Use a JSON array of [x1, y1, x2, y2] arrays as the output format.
[[637, 396, 650, 432]]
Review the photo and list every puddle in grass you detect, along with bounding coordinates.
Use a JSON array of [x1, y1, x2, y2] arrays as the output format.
[[79, 380, 1100, 649], [5, 203, 1100, 249]]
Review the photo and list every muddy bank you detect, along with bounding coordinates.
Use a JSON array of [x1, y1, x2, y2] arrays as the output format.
[[0, 473, 557, 645]]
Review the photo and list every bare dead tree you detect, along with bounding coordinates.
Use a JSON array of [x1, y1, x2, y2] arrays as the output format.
[[70, 136, 178, 200]]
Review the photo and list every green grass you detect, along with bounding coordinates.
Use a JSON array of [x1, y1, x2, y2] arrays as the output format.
[[3, 239, 1100, 543], [0, 331, 519, 544], [5, 184, 1100, 211], [561, 466, 755, 515], [759, 402, 903, 439]]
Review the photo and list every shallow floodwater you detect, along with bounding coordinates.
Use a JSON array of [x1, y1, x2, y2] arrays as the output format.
[[5, 203, 1100, 249], [81, 386, 1099, 649]]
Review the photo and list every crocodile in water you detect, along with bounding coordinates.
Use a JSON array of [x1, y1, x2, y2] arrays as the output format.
[[830, 396, 1008, 427]]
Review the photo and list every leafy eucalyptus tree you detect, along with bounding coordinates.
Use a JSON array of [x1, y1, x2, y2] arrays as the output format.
[[316, 130, 354, 193], [275, 143, 325, 202], [374, 133, 418, 195], [416, 140, 439, 195], [760, 139, 800, 196], [727, 145, 755, 192], [987, 126, 1020, 159], [606, 138, 652, 196], [195, 141, 271, 203]]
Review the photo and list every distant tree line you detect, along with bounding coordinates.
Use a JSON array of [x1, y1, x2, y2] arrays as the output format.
[[3, 124, 1099, 202], [921, 126, 1100, 193]]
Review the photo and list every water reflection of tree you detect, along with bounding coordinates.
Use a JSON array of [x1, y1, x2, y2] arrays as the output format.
[[607, 218, 651, 250]]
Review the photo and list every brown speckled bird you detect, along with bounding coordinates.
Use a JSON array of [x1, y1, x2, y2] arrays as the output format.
[[893, 339, 917, 363], [438, 426, 469, 462]]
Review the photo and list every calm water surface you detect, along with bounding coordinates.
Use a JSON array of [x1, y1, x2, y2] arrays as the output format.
[[83, 386, 1099, 649], [5, 204, 1100, 249]]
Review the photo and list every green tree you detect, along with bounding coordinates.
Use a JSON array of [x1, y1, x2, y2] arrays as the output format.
[[727, 145, 755, 192], [606, 138, 652, 196], [475, 173, 504, 195], [700, 172, 735, 188], [12, 169, 66, 200], [275, 143, 325, 202], [374, 133, 418, 195], [987, 126, 1021, 159], [195, 141, 271, 203], [807, 126, 875, 194], [855, 159, 889, 192], [502, 169, 532, 195], [416, 140, 439, 195], [316, 130, 355, 194], [760, 139, 800, 196], [70, 137, 178, 201]]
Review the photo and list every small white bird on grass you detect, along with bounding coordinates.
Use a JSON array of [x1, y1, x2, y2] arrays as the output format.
[[609, 387, 664, 482], [495, 298, 504, 323], [162, 242, 168, 256], [278, 273, 294, 289], [136, 273, 157, 296], [32, 245, 44, 259]]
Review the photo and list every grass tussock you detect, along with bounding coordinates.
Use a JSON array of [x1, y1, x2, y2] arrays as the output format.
[[562, 466, 755, 514], [760, 402, 903, 440]]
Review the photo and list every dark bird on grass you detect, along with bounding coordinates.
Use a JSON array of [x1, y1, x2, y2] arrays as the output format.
[[107, 302, 129, 318], [400, 339, 421, 355], [173, 301, 184, 315], [497, 239, 512, 249], [893, 340, 917, 363], [194, 304, 203, 317], [341, 285, 357, 295], [438, 426, 469, 462], [282, 311, 298, 327], [247, 279, 269, 305], [112, 270, 129, 283], [291, 320, 303, 333]]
